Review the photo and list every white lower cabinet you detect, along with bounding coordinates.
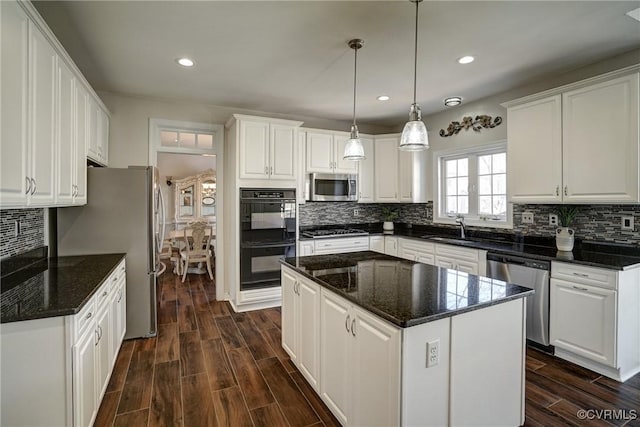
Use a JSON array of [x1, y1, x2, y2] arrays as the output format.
[[319, 288, 401, 427], [369, 235, 384, 253], [550, 262, 640, 382], [73, 322, 98, 427], [298, 240, 315, 256], [384, 236, 398, 256], [434, 243, 486, 276], [312, 236, 369, 255], [398, 238, 435, 265]]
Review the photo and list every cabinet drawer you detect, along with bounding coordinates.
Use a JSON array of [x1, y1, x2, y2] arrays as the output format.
[[113, 259, 126, 283], [75, 298, 97, 339], [552, 262, 617, 290], [398, 238, 435, 254], [435, 244, 479, 262], [314, 237, 369, 254]]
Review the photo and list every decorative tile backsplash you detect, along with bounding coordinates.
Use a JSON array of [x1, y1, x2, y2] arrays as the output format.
[[0, 209, 45, 259], [299, 202, 639, 245]]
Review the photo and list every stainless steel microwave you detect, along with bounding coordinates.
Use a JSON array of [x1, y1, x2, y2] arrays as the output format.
[[305, 173, 358, 202]]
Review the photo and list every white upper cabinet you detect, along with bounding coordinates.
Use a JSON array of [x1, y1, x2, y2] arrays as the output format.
[[74, 84, 89, 204], [305, 130, 358, 174], [505, 68, 640, 204], [87, 98, 109, 166], [374, 137, 399, 202], [235, 115, 301, 182], [357, 137, 375, 203], [57, 59, 75, 205]]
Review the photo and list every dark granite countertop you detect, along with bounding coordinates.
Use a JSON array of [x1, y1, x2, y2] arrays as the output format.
[[282, 251, 533, 328], [1, 253, 126, 323], [299, 223, 640, 270]]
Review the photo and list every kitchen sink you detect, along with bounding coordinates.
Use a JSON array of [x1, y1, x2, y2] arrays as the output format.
[[420, 235, 475, 245]]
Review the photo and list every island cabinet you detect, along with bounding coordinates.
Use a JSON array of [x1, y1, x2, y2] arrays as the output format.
[[550, 262, 640, 382], [504, 67, 639, 204], [398, 238, 435, 265], [434, 243, 486, 276]]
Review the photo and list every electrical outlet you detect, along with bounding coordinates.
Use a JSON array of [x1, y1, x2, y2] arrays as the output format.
[[621, 216, 634, 231], [521, 212, 534, 224], [14, 220, 20, 237], [426, 339, 440, 367], [353, 209, 360, 217], [549, 214, 559, 226]]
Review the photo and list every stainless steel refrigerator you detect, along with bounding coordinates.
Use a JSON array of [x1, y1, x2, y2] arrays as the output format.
[[56, 166, 166, 339]]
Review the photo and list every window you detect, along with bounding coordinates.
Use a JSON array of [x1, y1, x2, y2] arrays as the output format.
[[434, 142, 512, 228]]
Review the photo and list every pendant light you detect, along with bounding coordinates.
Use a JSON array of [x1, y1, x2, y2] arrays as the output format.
[[399, 0, 429, 151], [343, 38, 366, 161]]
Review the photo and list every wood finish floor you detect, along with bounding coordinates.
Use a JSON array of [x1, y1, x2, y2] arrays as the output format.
[[96, 271, 640, 427]]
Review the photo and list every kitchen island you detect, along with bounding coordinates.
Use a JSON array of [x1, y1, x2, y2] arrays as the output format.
[[281, 251, 533, 427]]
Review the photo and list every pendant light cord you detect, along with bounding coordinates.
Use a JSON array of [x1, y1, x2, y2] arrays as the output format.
[[412, 0, 419, 105], [353, 46, 358, 126]]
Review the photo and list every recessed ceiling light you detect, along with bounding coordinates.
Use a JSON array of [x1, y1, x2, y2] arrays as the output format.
[[444, 97, 462, 107], [458, 56, 475, 64], [176, 57, 195, 67], [377, 95, 390, 101], [626, 8, 640, 22]]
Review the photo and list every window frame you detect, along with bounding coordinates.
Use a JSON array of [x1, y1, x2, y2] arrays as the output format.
[[433, 141, 513, 229]]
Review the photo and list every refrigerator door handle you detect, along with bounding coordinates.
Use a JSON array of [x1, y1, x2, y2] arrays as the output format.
[[157, 186, 166, 254]]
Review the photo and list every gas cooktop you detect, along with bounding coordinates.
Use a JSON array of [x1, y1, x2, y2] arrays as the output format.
[[302, 228, 369, 239]]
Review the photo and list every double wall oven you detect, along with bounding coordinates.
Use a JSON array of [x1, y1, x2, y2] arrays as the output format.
[[240, 189, 296, 291]]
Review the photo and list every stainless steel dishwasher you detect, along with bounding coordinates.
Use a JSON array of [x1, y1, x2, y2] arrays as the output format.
[[486, 253, 551, 347]]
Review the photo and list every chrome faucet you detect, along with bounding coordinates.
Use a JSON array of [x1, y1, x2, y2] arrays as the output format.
[[456, 216, 466, 239]]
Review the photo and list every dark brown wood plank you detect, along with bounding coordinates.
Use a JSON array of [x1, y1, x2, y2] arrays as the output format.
[[178, 303, 198, 333], [196, 309, 221, 341], [114, 408, 149, 427], [547, 400, 612, 427], [263, 307, 282, 329], [94, 391, 120, 427], [593, 375, 640, 403], [212, 386, 253, 427], [180, 330, 206, 377], [535, 357, 601, 383], [176, 283, 193, 305], [182, 373, 218, 427], [160, 280, 177, 303], [202, 338, 237, 391], [106, 340, 134, 393], [156, 322, 179, 364], [227, 347, 275, 410], [257, 357, 320, 426], [282, 358, 298, 374], [525, 401, 580, 427], [210, 300, 231, 318], [248, 310, 276, 331], [216, 316, 246, 350], [234, 312, 276, 361], [526, 355, 546, 371], [158, 300, 177, 324], [191, 291, 210, 311], [149, 360, 182, 427], [251, 403, 288, 427], [261, 327, 290, 363], [290, 371, 341, 427], [117, 338, 156, 413], [525, 381, 561, 407]]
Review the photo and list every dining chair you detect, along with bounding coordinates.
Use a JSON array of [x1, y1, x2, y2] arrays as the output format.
[[180, 221, 214, 282]]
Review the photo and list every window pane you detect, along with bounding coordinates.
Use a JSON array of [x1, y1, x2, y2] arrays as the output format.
[[446, 197, 458, 214], [493, 173, 506, 194], [479, 175, 491, 195], [478, 154, 492, 175], [457, 158, 468, 176], [493, 153, 506, 173], [458, 196, 469, 214], [446, 178, 457, 196], [458, 177, 468, 195], [446, 160, 457, 177], [160, 131, 178, 146], [198, 134, 213, 148], [493, 196, 507, 215], [180, 133, 196, 147], [479, 196, 492, 214]]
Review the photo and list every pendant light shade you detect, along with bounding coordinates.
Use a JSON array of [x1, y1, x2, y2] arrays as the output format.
[[399, 0, 429, 152], [343, 39, 366, 161]]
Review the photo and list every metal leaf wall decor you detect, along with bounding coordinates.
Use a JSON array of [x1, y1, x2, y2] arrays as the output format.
[[439, 115, 502, 137]]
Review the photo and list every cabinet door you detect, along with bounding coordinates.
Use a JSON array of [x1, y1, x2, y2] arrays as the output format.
[[110, 280, 126, 364], [87, 97, 99, 162], [270, 124, 296, 180], [562, 73, 639, 203], [73, 327, 97, 427], [507, 95, 562, 203], [434, 256, 456, 270], [74, 84, 88, 204], [98, 108, 109, 165], [239, 120, 270, 179], [0, 1, 29, 206], [374, 138, 399, 202], [351, 306, 401, 427], [454, 260, 478, 275], [398, 150, 414, 202], [297, 277, 320, 391], [281, 269, 297, 361], [550, 279, 616, 367], [57, 60, 75, 205], [306, 132, 334, 173], [369, 236, 384, 253], [29, 24, 57, 206], [334, 134, 359, 174], [357, 137, 375, 202], [95, 306, 111, 400], [320, 290, 350, 426], [299, 241, 315, 256], [117, 279, 126, 344], [398, 246, 417, 261], [384, 237, 398, 256]]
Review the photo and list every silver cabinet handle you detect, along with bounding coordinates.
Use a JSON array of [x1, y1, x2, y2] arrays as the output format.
[[556, 186, 559, 196], [95, 329, 100, 346], [102, 290, 108, 297], [25, 177, 31, 194], [99, 325, 103, 340], [86, 312, 92, 320], [113, 276, 118, 282], [572, 285, 589, 291], [564, 185, 568, 196], [345, 314, 351, 333], [270, 166, 273, 175], [395, 192, 397, 199], [31, 178, 36, 195], [117, 289, 123, 303], [264, 166, 268, 175], [572, 272, 589, 278], [351, 318, 356, 337]]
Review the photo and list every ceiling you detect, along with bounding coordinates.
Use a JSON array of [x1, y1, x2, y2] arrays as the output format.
[[34, 1, 640, 128]]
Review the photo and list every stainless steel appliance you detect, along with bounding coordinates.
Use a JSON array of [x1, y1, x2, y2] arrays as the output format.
[[56, 166, 165, 339], [240, 188, 296, 291], [302, 228, 368, 238], [486, 253, 551, 347], [305, 173, 358, 202]]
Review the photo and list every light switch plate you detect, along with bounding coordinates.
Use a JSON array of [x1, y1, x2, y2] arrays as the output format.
[[621, 216, 634, 231]]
